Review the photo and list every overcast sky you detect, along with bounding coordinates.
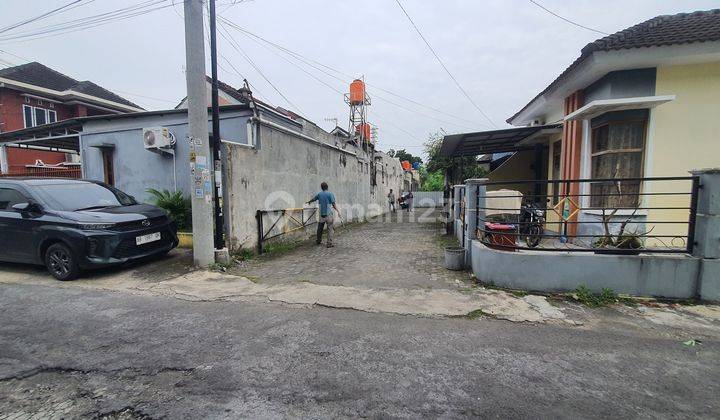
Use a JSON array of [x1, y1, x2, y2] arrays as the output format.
[[1, 0, 718, 157]]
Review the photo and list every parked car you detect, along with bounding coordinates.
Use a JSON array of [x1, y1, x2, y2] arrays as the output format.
[[0, 178, 178, 280]]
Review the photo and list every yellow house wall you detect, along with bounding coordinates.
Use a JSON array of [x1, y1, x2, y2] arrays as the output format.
[[646, 61, 720, 247], [487, 150, 537, 197]]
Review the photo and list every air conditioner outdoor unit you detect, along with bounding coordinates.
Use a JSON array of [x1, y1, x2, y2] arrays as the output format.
[[142, 127, 174, 150]]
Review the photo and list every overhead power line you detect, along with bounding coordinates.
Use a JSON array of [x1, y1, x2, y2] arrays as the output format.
[[217, 14, 481, 153], [216, 21, 304, 114], [0, 48, 32, 63], [0, 0, 86, 34], [393, 0, 497, 128], [529, 0, 609, 35], [0, 0, 173, 43], [217, 16, 489, 131]]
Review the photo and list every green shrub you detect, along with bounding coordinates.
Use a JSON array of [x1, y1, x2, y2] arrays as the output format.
[[574, 285, 618, 307], [147, 188, 192, 231]]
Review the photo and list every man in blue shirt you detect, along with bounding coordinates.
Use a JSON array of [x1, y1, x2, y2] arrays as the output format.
[[307, 182, 340, 247]]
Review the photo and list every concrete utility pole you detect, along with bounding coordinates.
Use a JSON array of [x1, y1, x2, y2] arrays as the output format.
[[183, 0, 215, 266]]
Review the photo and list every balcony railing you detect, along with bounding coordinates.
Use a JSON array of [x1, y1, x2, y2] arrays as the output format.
[[474, 176, 699, 254], [0, 167, 82, 179]]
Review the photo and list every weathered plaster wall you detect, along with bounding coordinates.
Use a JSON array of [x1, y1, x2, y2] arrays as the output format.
[[80, 110, 250, 203], [470, 241, 701, 299], [77, 106, 404, 251], [224, 119, 404, 250]]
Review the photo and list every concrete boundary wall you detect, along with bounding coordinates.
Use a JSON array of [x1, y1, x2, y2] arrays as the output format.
[[412, 191, 443, 207], [224, 120, 404, 250], [470, 242, 701, 298]]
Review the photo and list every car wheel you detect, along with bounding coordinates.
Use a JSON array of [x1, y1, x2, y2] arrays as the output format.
[[45, 243, 80, 281]]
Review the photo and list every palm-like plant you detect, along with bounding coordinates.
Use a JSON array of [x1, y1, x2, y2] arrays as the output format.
[[147, 188, 192, 231]]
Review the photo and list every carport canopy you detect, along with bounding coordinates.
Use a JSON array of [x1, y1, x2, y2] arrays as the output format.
[[0, 119, 82, 153], [440, 123, 561, 157]]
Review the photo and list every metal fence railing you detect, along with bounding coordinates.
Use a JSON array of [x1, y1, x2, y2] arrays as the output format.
[[0, 167, 82, 179], [256, 207, 318, 254], [475, 176, 699, 255]]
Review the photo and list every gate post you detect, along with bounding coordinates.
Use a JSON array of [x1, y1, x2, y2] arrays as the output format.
[[256, 210, 264, 255], [691, 168, 720, 301], [453, 185, 464, 243], [464, 178, 488, 265]]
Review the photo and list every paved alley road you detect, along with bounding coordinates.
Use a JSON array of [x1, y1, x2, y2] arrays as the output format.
[[236, 209, 468, 289]]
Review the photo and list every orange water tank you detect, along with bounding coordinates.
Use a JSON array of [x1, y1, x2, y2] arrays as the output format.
[[349, 79, 365, 104], [401, 160, 411, 171], [355, 123, 371, 141]]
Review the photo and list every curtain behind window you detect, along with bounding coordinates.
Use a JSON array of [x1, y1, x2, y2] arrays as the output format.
[[591, 120, 645, 208]]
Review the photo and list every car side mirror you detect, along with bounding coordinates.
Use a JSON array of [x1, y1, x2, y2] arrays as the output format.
[[12, 202, 40, 213]]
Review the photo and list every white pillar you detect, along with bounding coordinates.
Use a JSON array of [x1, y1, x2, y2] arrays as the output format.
[[452, 185, 463, 220], [464, 178, 488, 243], [0, 145, 8, 173]]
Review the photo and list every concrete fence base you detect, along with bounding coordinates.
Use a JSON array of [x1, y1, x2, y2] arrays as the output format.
[[449, 169, 720, 301], [470, 241, 702, 299]]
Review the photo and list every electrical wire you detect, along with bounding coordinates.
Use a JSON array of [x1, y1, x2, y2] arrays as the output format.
[[0, 0, 173, 43], [393, 0, 496, 128], [0, 48, 31, 63], [529, 0, 609, 35], [216, 21, 304, 115], [0, 0, 164, 38], [237, 27, 345, 96], [0, 0, 86, 34], [217, 15, 466, 150], [217, 16, 489, 130], [0, 48, 173, 108], [109, 89, 178, 105]]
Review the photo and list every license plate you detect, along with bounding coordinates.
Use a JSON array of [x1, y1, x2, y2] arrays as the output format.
[[136, 232, 161, 245]]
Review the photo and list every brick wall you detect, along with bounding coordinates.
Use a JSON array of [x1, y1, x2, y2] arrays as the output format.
[[0, 88, 81, 131], [0, 88, 80, 173]]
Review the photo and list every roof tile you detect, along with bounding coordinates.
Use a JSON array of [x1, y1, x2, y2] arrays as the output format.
[[508, 9, 720, 123], [0, 62, 141, 109]]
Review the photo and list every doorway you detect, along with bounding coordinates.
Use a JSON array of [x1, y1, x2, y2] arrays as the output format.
[[101, 148, 114, 186]]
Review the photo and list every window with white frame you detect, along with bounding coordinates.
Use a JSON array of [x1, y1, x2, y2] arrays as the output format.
[[589, 110, 647, 208], [22, 105, 57, 128]]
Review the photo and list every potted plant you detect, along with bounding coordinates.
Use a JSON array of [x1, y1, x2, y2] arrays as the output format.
[[147, 189, 193, 248]]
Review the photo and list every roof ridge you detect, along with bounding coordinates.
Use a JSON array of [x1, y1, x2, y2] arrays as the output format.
[[508, 8, 720, 124], [25, 61, 79, 85]]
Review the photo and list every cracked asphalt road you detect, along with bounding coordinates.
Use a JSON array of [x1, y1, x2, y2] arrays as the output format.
[[1, 282, 719, 419]]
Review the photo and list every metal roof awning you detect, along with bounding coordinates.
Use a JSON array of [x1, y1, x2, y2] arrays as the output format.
[[0, 120, 82, 153], [440, 123, 561, 157], [564, 95, 676, 121]]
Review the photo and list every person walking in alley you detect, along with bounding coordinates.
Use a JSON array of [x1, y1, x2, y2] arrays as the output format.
[[407, 191, 413, 212], [387, 189, 396, 212], [307, 182, 340, 248]]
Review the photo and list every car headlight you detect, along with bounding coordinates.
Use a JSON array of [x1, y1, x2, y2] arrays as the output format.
[[79, 223, 116, 230]]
